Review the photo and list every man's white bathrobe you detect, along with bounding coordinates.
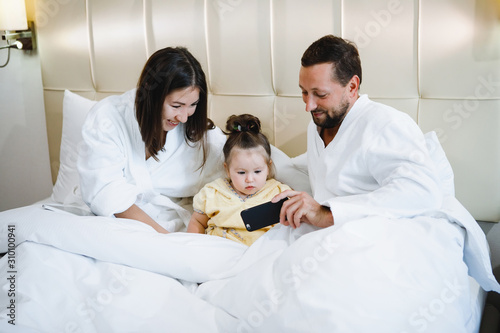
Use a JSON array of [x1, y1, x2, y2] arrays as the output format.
[[77, 89, 226, 232], [307, 94, 499, 292]]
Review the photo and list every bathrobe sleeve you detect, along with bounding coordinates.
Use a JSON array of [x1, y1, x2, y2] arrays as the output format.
[[78, 99, 141, 216]]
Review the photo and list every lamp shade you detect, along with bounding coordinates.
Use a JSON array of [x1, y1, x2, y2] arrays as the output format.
[[0, 0, 28, 30]]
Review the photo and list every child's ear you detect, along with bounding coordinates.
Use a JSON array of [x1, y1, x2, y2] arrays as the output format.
[[267, 159, 273, 179], [224, 162, 230, 177]]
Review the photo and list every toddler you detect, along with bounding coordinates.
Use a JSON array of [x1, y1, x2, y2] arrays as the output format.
[[187, 114, 291, 246]]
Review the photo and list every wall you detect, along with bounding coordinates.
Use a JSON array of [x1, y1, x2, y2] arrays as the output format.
[[0, 0, 52, 211]]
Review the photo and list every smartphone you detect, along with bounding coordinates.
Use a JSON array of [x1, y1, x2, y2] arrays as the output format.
[[240, 197, 288, 232]]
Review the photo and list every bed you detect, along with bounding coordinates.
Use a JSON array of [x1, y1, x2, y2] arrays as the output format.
[[2, 0, 500, 332], [0, 130, 493, 332], [0, 197, 491, 332]]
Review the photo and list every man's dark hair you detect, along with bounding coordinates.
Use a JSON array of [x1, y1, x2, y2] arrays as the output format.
[[301, 35, 362, 87]]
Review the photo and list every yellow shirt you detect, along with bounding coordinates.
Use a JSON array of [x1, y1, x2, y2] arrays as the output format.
[[193, 178, 291, 246]]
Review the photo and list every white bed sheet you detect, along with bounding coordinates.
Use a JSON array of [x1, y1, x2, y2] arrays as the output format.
[[0, 203, 488, 332]]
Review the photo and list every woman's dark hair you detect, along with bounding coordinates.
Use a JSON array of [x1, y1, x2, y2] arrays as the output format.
[[135, 46, 213, 163], [301, 35, 362, 87], [223, 114, 274, 178]]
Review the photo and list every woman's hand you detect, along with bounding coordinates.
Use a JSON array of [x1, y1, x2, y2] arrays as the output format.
[[155, 225, 170, 234], [272, 190, 334, 229], [115, 204, 170, 234]]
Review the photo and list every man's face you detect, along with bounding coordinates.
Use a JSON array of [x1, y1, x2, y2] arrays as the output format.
[[299, 63, 351, 129]]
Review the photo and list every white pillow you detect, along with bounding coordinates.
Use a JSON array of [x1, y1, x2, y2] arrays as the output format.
[[271, 146, 312, 195], [51, 90, 97, 203], [424, 131, 455, 197]]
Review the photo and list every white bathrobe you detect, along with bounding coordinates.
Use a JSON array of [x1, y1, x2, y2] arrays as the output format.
[[308, 94, 499, 292], [308, 94, 442, 224], [77, 89, 226, 231]]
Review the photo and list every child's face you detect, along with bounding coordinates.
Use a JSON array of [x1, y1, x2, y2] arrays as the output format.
[[225, 147, 270, 198]]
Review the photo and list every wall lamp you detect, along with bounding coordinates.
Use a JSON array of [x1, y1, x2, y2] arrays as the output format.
[[0, 0, 36, 67]]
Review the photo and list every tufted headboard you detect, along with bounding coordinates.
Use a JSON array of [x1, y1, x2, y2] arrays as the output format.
[[35, 0, 500, 222]]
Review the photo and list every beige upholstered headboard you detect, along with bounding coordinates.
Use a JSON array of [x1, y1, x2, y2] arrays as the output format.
[[35, 0, 500, 222]]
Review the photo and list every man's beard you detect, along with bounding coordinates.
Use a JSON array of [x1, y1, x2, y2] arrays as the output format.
[[312, 99, 350, 129]]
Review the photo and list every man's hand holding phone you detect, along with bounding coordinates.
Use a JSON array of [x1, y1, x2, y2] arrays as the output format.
[[271, 190, 334, 229]]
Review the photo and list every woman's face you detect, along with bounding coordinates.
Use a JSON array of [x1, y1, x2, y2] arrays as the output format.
[[162, 86, 200, 131]]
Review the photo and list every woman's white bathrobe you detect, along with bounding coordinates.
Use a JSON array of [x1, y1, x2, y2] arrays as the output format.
[[77, 89, 226, 232], [307, 94, 499, 292]]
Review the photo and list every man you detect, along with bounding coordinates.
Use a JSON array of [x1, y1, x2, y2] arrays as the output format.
[[272, 34, 499, 294], [273, 34, 441, 230]]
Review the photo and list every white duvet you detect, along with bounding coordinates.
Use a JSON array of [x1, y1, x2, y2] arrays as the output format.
[[0, 204, 489, 333]]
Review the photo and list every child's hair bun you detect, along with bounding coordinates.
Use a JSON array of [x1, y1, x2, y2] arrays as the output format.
[[222, 113, 274, 177], [225, 114, 261, 135]]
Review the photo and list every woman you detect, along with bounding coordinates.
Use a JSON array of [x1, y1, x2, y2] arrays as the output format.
[[78, 47, 226, 233]]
